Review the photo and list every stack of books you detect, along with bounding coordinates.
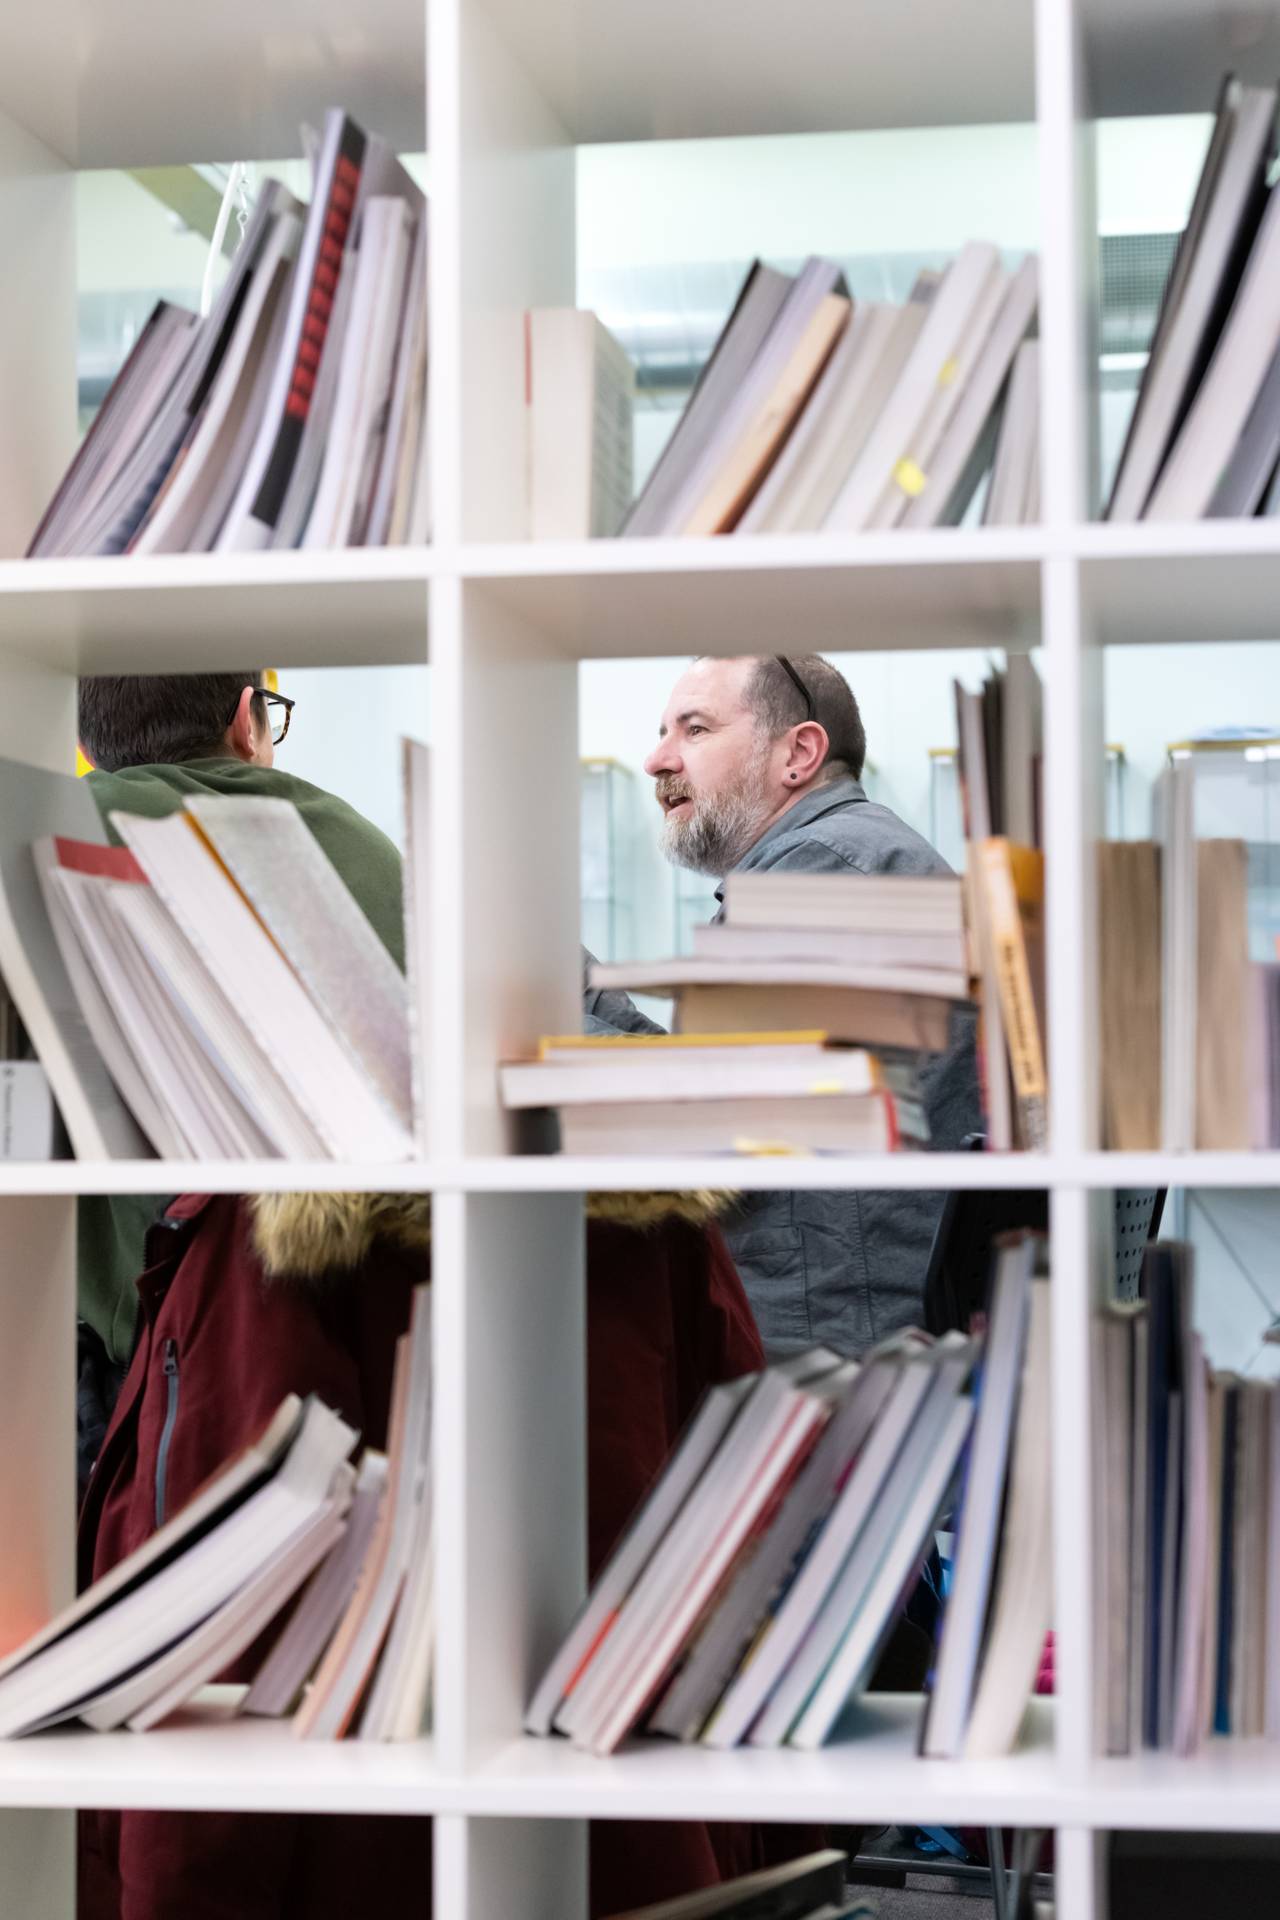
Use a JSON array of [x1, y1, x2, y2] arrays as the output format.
[[603, 1852, 868, 1920], [1096, 1240, 1280, 1755], [620, 245, 1039, 536], [953, 660, 1047, 1151], [507, 871, 971, 1155], [0, 752, 419, 1161], [0, 1288, 433, 1742], [1097, 759, 1268, 1151], [527, 1233, 1049, 1758], [29, 109, 429, 556], [1107, 76, 1280, 522]]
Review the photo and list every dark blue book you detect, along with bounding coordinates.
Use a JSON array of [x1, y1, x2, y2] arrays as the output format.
[[1214, 1385, 1240, 1736]]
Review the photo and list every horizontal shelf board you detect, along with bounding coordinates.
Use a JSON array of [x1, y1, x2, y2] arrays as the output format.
[[1085, 1742, 1280, 1831], [1085, 2, 1280, 119], [468, 1697, 1059, 1823], [0, 1693, 452, 1813], [1078, 523, 1280, 645], [0, 552, 431, 673], [459, 1152, 1057, 1192], [0, 1161, 447, 1199], [2, 1, 425, 167], [8, 1152, 1276, 1200], [482, 0, 1033, 141], [463, 534, 1044, 656]]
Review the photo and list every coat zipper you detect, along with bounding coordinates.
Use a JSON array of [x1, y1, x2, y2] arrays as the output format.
[[155, 1338, 180, 1529]]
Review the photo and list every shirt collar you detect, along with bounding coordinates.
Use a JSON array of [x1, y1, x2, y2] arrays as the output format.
[[711, 774, 868, 908]]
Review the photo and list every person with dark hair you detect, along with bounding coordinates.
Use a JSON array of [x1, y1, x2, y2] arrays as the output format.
[[74, 671, 405, 1431], [642, 653, 981, 1359]]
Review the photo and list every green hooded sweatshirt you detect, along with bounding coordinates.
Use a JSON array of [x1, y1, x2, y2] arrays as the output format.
[[81, 756, 405, 1365]]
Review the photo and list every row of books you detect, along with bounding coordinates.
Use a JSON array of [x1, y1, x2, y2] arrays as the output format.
[[514, 867, 970, 1154], [1097, 1240, 1280, 1755], [953, 660, 1047, 1153], [30, 109, 429, 557], [0, 1289, 432, 1740], [1108, 75, 1280, 522], [1098, 759, 1266, 1151], [0, 747, 428, 1162], [621, 246, 1040, 536], [526, 1232, 1050, 1757]]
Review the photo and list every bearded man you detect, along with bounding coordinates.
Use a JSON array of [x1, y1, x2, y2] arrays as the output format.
[[640, 653, 982, 1359]]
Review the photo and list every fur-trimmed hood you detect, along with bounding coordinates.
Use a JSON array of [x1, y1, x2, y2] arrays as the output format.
[[249, 1189, 733, 1282]]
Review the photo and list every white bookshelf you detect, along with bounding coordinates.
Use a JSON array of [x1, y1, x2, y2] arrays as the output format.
[[0, 0, 1276, 1915]]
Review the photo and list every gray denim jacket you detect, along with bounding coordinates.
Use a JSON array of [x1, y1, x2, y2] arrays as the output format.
[[585, 777, 981, 1360]]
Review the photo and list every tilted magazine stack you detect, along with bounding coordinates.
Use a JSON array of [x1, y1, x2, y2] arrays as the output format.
[[0, 1286, 433, 1742], [527, 1232, 1050, 1760]]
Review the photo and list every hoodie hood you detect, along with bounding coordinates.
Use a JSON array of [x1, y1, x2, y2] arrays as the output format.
[[249, 1189, 732, 1282]]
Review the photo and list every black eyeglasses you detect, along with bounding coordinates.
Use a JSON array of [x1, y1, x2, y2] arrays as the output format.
[[776, 657, 815, 724], [226, 689, 296, 746]]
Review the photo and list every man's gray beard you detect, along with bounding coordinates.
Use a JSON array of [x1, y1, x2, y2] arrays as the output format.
[[660, 756, 773, 879]]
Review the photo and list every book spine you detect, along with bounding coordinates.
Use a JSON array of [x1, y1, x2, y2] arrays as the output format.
[[976, 839, 1047, 1149]]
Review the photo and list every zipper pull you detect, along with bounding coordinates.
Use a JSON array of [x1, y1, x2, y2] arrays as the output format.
[[163, 1337, 178, 1376]]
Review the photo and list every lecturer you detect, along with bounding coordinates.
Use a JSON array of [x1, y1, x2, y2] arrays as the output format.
[[639, 652, 981, 1359]]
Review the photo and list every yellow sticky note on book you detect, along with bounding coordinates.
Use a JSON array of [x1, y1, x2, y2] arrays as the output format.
[[893, 458, 927, 498], [937, 356, 960, 388], [731, 1138, 809, 1157]]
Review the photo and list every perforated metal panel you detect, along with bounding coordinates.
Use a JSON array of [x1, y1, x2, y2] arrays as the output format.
[[1114, 1189, 1162, 1302]]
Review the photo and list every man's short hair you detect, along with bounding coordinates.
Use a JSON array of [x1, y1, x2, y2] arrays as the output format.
[[744, 655, 867, 782], [79, 672, 266, 772]]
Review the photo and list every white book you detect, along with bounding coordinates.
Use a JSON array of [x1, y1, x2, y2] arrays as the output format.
[[33, 843, 182, 1156], [303, 199, 414, 548], [703, 1351, 944, 1749], [111, 809, 413, 1162], [99, 882, 287, 1157], [365, 210, 430, 547], [558, 1092, 904, 1157], [295, 1290, 432, 1739], [1108, 84, 1276, 521], [0, 1398, 354, 1738], [528, 309, 635, 539], [526, 1376, 752, 1736], [76, 1478, 352, 1732], [0, 757, 152, 1160], [132, 203, 304, 554], [586, 956, 969, 1002], [245, 1451, 389, 1717], [724, 869, 964, 935], [902, 256, 1039, 530], [823, 243, 1002, 531], [0, 1061, 56, 1160], [558, 1353, 842, 1752], [785, 1393, 974, 1749], [922, 1234, 1035, 1756], [738, 302, 922, 535], [184, 795, 412, 1134], [1147, 180, 1280, 519], [983, 339, 1039, 525], [649, 1360, 877, 1741], [692, 921, 968, 974], [868, 265, 1011, 530], [962, 1277, 1053, 1759], [500, 1048, 880, 1110]]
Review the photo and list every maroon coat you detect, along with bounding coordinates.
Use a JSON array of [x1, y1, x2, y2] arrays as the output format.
[[78, 1190, 776, 1920]]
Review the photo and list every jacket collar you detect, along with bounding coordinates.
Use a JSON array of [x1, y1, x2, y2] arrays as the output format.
[[713, 774, 868, 909]]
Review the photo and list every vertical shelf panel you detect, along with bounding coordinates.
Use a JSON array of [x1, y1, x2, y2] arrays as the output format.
[[0, 111, 75, 562], [0, 1809, 73, 1920], [0, 1197, 74, 1656], [1034, 0, 1095, 526], [457, 585, 580, 1155], [1056, 1824, 1106, 1920], [433, 1191, 585, 1767], [436, 1813, 587, 1920], [459, 0, 575, 541]]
